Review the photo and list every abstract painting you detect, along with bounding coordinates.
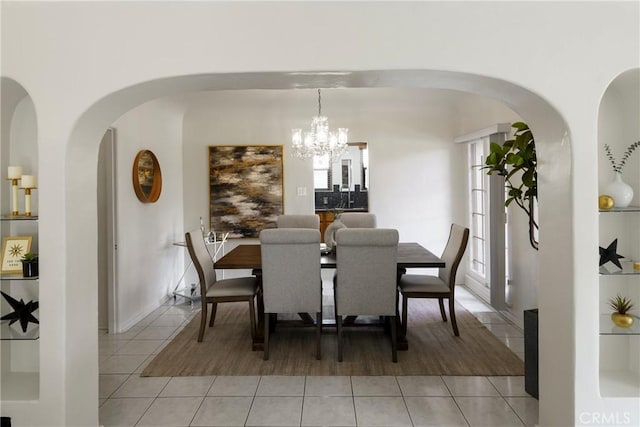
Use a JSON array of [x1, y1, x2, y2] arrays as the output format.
[[209, 145, 284, 238]]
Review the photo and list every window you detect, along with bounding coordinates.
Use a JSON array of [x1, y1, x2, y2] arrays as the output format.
[[468, 138, 489, 281], [313, 154, 331, 189]]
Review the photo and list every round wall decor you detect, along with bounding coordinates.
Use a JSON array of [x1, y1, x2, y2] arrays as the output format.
[[132, 149, 162, 203]]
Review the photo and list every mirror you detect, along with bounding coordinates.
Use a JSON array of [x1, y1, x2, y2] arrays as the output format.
[[132, 149, 162, 203], [314, 142, 368, 211]]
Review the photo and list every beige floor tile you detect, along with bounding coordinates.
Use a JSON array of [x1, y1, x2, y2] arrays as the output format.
[[405, 396, 469, 426], [455, 396, 524, 426], [136, 396, 203, 426], [149, 314, 190, 327], [353, 396, 412, 426], [208, 375, 260, 396], [133, 326, 178, 340], [487, 376, 529, 397], [498, 337, 525, 353], [191, 396, 253, 426], [256, 375, 305, 396], [304, 376, 352, 396], [111, 375, 170, 398], [483, 324, 524, 338], [245, 396, 303, 426], [99, 397, 153, 426], [160, 375, 215, 397], [301, 396, 356, 426], [397, 376, 450, 396], [100, 354, 149, 374], [99, 374, 129, 398], [115, 339, 165, 355], [442, 376, 500, 396], [473, 312, 508, 324], [352, 376, 401, 396], [134, 355, 157, 374], [505, 397, 539, 427]]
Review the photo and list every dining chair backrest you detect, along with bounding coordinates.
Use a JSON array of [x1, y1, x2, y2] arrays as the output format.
[[439, 224, 470, 288], [259, 228, 322, 314], [335, 228, 399, 316], [338, 212, 376, 228], [276, 214, 320, 229], [185, 229, 216, 296]]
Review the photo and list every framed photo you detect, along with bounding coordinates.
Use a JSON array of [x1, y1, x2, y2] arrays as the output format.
[[132, 149, 162, 203], [209, 145, 284, 238], [1, 236, 32, 274]]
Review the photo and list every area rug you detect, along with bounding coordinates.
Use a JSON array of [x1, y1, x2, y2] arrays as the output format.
[[141, 299, 524, 377]]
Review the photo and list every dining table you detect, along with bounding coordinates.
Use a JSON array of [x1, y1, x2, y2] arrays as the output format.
[[214, 242, 445, 351]]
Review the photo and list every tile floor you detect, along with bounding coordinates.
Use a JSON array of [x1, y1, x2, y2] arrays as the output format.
[[98, 286, 538, 426]]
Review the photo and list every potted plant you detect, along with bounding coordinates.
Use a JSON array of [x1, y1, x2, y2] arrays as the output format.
[[608, 294, 634, 328], [21, 252, 38, 278]]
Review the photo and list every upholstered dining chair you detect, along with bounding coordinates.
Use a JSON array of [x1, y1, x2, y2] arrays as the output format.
[[334, 228, 400, 362], [338, 212, 376, 228], [398, 223, 469, 337], [276, 214, 320, 229], [185, 229, 258, 343], [259, 228, 323, 360]]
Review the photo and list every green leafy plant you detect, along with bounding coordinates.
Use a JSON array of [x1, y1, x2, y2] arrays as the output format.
[[20, 252, 38, 262], [608, 294, 634, 315], [484, 122, 538, 250]]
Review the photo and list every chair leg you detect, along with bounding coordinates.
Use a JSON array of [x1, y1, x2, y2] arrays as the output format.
[[337, 315, 343, 362], [316, 311, 322, 360], [209, 302, 218, 327], [438, 298, 447, 322], [402, 294, 408, 338], [390, 316, 398, 363], [449, 297, 460, 336], [198, 303, 208, 342], [248, 297, 256, 340], [264, 312, 270, 360]]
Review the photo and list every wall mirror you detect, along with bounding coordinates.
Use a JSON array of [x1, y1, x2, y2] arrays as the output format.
[[132, 149, 162, 203], [314, 142, 368, 211]]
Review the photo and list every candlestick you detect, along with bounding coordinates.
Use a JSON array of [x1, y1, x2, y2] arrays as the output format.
[[6, 166, 22, 216], [20, 175, 37, 217]]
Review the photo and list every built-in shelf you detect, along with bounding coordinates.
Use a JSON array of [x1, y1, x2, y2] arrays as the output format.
[[0, 322, 39, 340], [599, 206, 640, 213], [0, 215, 38, 221], [600, 370, 640, 398], [0, 275, 38, 281], [600, 314, 640, 335], [0, 372, 39, 401], [600, 261, 640, 276]]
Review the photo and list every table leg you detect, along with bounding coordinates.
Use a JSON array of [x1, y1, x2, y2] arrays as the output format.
[[252, 274, 265, 351]]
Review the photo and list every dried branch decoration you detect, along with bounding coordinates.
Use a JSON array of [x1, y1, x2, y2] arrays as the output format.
[[604, 141, 640, 173]]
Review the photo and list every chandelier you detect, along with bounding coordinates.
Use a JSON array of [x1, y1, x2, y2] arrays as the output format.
[[291, 89, 348, 161]]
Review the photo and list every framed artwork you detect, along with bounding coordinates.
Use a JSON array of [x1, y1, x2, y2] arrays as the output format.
[[133, 149, 162, 203], [1, 236, 32, 274], [209, 145, 284, 238]]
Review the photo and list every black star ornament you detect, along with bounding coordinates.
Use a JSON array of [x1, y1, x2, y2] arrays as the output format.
[[599, 238, 625, 270], [0, 291, 39, 333]]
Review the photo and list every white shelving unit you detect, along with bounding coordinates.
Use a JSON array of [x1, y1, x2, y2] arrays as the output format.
[[598, 207, 640, 398], [0, 215, 40, 401]]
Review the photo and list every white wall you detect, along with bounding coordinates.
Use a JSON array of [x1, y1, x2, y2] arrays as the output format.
[[110, 98, 186, 331], [1, 1, 638, 425]]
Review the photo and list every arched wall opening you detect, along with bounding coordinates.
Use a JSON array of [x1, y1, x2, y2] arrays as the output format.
[[66, 70, 573, 425]]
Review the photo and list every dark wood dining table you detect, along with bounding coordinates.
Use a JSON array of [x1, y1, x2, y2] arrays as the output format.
[[214, 242, 444, 351]]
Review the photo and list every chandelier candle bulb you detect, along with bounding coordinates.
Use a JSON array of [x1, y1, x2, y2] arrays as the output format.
[[7, 166, 23, 216]]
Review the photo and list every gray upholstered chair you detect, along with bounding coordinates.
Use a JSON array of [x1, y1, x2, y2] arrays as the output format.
[[333, 228, 400, 362], [276, 214, 320, 229], [259, 228, 322, 360], [398, 224, 469, 337], [338, 212, 376, 228], [185, 229, 258, 343]]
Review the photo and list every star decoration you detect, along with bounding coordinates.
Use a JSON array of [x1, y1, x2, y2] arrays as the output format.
[[599, 238, 625, 270], [0, 291, 39, 333]]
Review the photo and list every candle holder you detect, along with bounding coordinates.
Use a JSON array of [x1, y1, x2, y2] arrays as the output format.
[[20, 175, 37, 217], [7, 166, 23, 216]]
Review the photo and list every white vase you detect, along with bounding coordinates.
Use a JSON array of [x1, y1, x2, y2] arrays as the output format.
[[604, 172, 634, 208]]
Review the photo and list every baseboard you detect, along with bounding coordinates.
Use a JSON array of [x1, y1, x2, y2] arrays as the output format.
[[465, 274, 490, 302], [116, 295, 172, 333]]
